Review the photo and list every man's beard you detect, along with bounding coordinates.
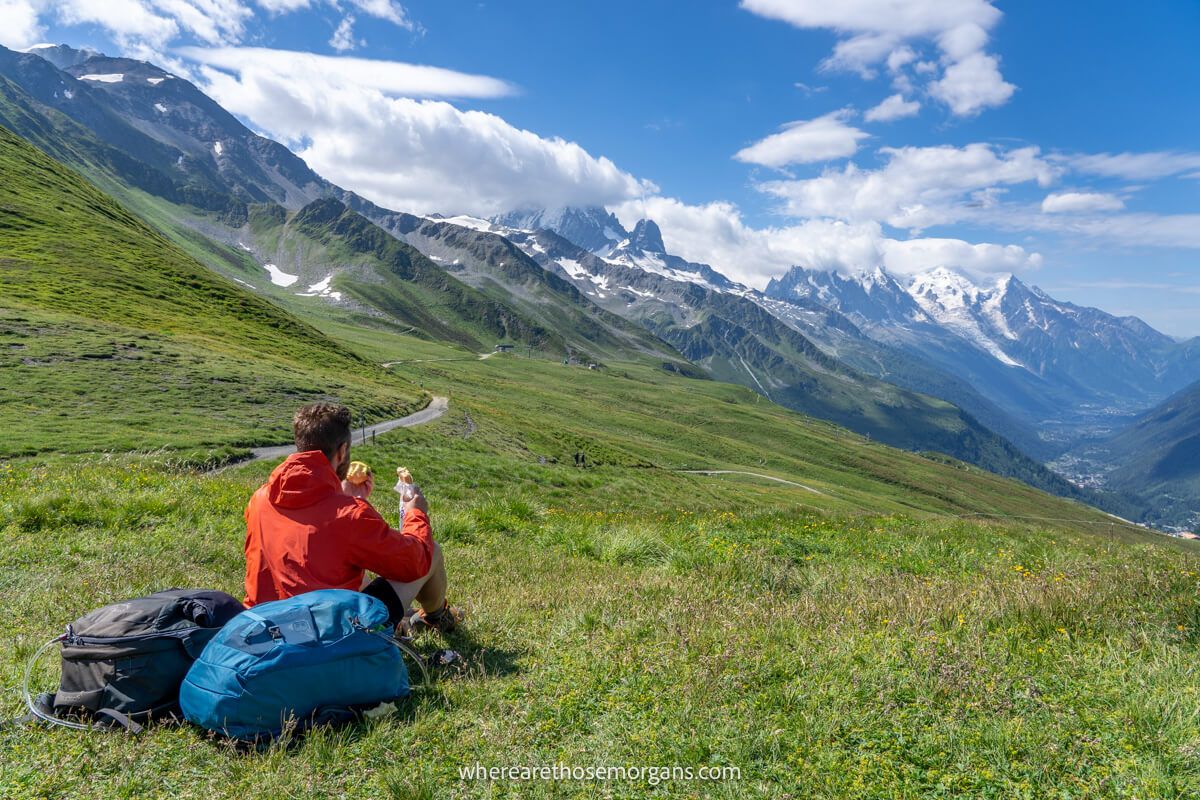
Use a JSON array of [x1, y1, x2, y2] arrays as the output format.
[[335, 443, 351, 480]]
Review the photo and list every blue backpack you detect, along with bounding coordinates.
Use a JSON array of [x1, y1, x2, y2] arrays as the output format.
[[180, 590, 415, 741]]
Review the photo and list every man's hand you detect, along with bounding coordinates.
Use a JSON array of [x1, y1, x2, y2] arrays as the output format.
[[342, 476, 374, 500], [403, 485, 429, 516]]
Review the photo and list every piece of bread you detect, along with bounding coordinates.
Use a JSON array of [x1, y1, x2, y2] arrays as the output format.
[[345, 461, 373, 485]]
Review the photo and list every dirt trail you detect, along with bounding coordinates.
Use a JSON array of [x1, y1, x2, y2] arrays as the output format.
[[678, 469, 824, 495]]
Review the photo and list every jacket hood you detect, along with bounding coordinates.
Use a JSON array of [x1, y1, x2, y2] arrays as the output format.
[[267, 450, 341, 509]]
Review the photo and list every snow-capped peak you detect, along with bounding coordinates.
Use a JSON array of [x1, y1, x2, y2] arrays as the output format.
[[909, 267, 982, 305], [905, 268, 1025, 365]]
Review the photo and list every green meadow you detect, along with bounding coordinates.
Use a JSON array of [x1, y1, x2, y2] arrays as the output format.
[[5, 343, 1200, 798], [4, 123, 1200, 798]]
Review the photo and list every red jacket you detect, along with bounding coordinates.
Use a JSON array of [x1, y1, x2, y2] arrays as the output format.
[[243, 450, 433, 607]]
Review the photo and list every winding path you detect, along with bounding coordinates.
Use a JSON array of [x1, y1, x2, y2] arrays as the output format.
[[678, 469, 825, 495], [243, 396, 449, 464]]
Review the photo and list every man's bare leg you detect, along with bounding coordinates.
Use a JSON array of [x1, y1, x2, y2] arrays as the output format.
[[411, 542, 448, 614], [385, 541, 447, 613]]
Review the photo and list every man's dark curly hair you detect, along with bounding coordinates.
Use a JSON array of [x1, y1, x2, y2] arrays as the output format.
[[292, 402, 352, 461]]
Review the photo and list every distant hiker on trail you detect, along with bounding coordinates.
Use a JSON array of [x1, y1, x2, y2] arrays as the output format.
[[243, 402, 462, 634]]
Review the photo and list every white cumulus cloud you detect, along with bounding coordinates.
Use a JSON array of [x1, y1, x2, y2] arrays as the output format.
[[929, 50, 1013, 116], [881, 237, 1041, 274], [18, 0, 413, 59], [1041, 191, 1124, 214], [863, 93, 920, 122], [610, 195, 1041, 287], [182, 46, 516, 98], [734, 110, 868, 167], [342, 0, 412, 29], [758, 143, 1059, 230], [0, 0, 45, 50], [739, 0, 1014, 116], [55, 0, 187, 51], [254, 0, 310, 11], [1063, 151, 1200, 180], [328, 15, 360, 52], [254, 0, 413, 27], [189, 49, 655, 216]]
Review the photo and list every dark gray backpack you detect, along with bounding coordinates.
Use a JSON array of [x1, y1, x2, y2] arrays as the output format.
[[24, 588, 243, 732]]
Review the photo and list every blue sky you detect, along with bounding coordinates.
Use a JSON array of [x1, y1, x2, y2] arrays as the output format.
[[9, 0, 1200, 335]]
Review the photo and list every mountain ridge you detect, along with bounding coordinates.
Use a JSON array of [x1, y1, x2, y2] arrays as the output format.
[[766, 263, 1200, 446], [494, 218, 1107, 501], [0, 43, 681, 365]]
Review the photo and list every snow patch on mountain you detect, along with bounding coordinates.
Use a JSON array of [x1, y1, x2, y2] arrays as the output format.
[[436, 214, 494, 232], [603, 250, 731, 292], [297, 275, 343, 301], [79, 73, 124, 83], [556, 258, 587, 280], [262, 263, 298, 287]]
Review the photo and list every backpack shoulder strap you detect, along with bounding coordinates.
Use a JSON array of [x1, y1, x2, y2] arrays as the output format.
[[94, 708, 145, 735]]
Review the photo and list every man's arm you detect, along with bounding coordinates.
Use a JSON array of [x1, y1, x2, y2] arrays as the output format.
[[349, 500, 434, 583]]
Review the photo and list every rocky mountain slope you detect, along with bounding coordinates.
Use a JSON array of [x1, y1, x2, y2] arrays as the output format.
[[492, 210, 1044, 454]]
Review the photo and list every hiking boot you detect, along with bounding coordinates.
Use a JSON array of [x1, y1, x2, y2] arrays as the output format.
[[409, 601, 463, 635]]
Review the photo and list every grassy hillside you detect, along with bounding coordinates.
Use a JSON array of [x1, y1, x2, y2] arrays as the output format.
[[0, 125, 424, 457], [4, 335, 1198, 797], [348, 332, 1154, 527], [1100, 381, 1200, 530], [247, 198, 559, 353], [514, 230, 1091, 500], [0, 48, 1104, 501]]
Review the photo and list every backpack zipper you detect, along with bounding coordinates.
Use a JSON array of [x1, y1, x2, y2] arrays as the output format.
[[64, 625, 197, 646]]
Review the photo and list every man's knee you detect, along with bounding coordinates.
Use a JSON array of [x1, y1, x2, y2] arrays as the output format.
[[429, 541, 444, 576]]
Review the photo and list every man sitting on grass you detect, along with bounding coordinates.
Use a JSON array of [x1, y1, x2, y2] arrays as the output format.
[[243, 402, 461, 634]]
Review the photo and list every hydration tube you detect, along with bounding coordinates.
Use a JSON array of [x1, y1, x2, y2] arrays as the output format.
[[22, 635, 91, 731], [350, 616, 431, 689], [388, 634, 432, 690]]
